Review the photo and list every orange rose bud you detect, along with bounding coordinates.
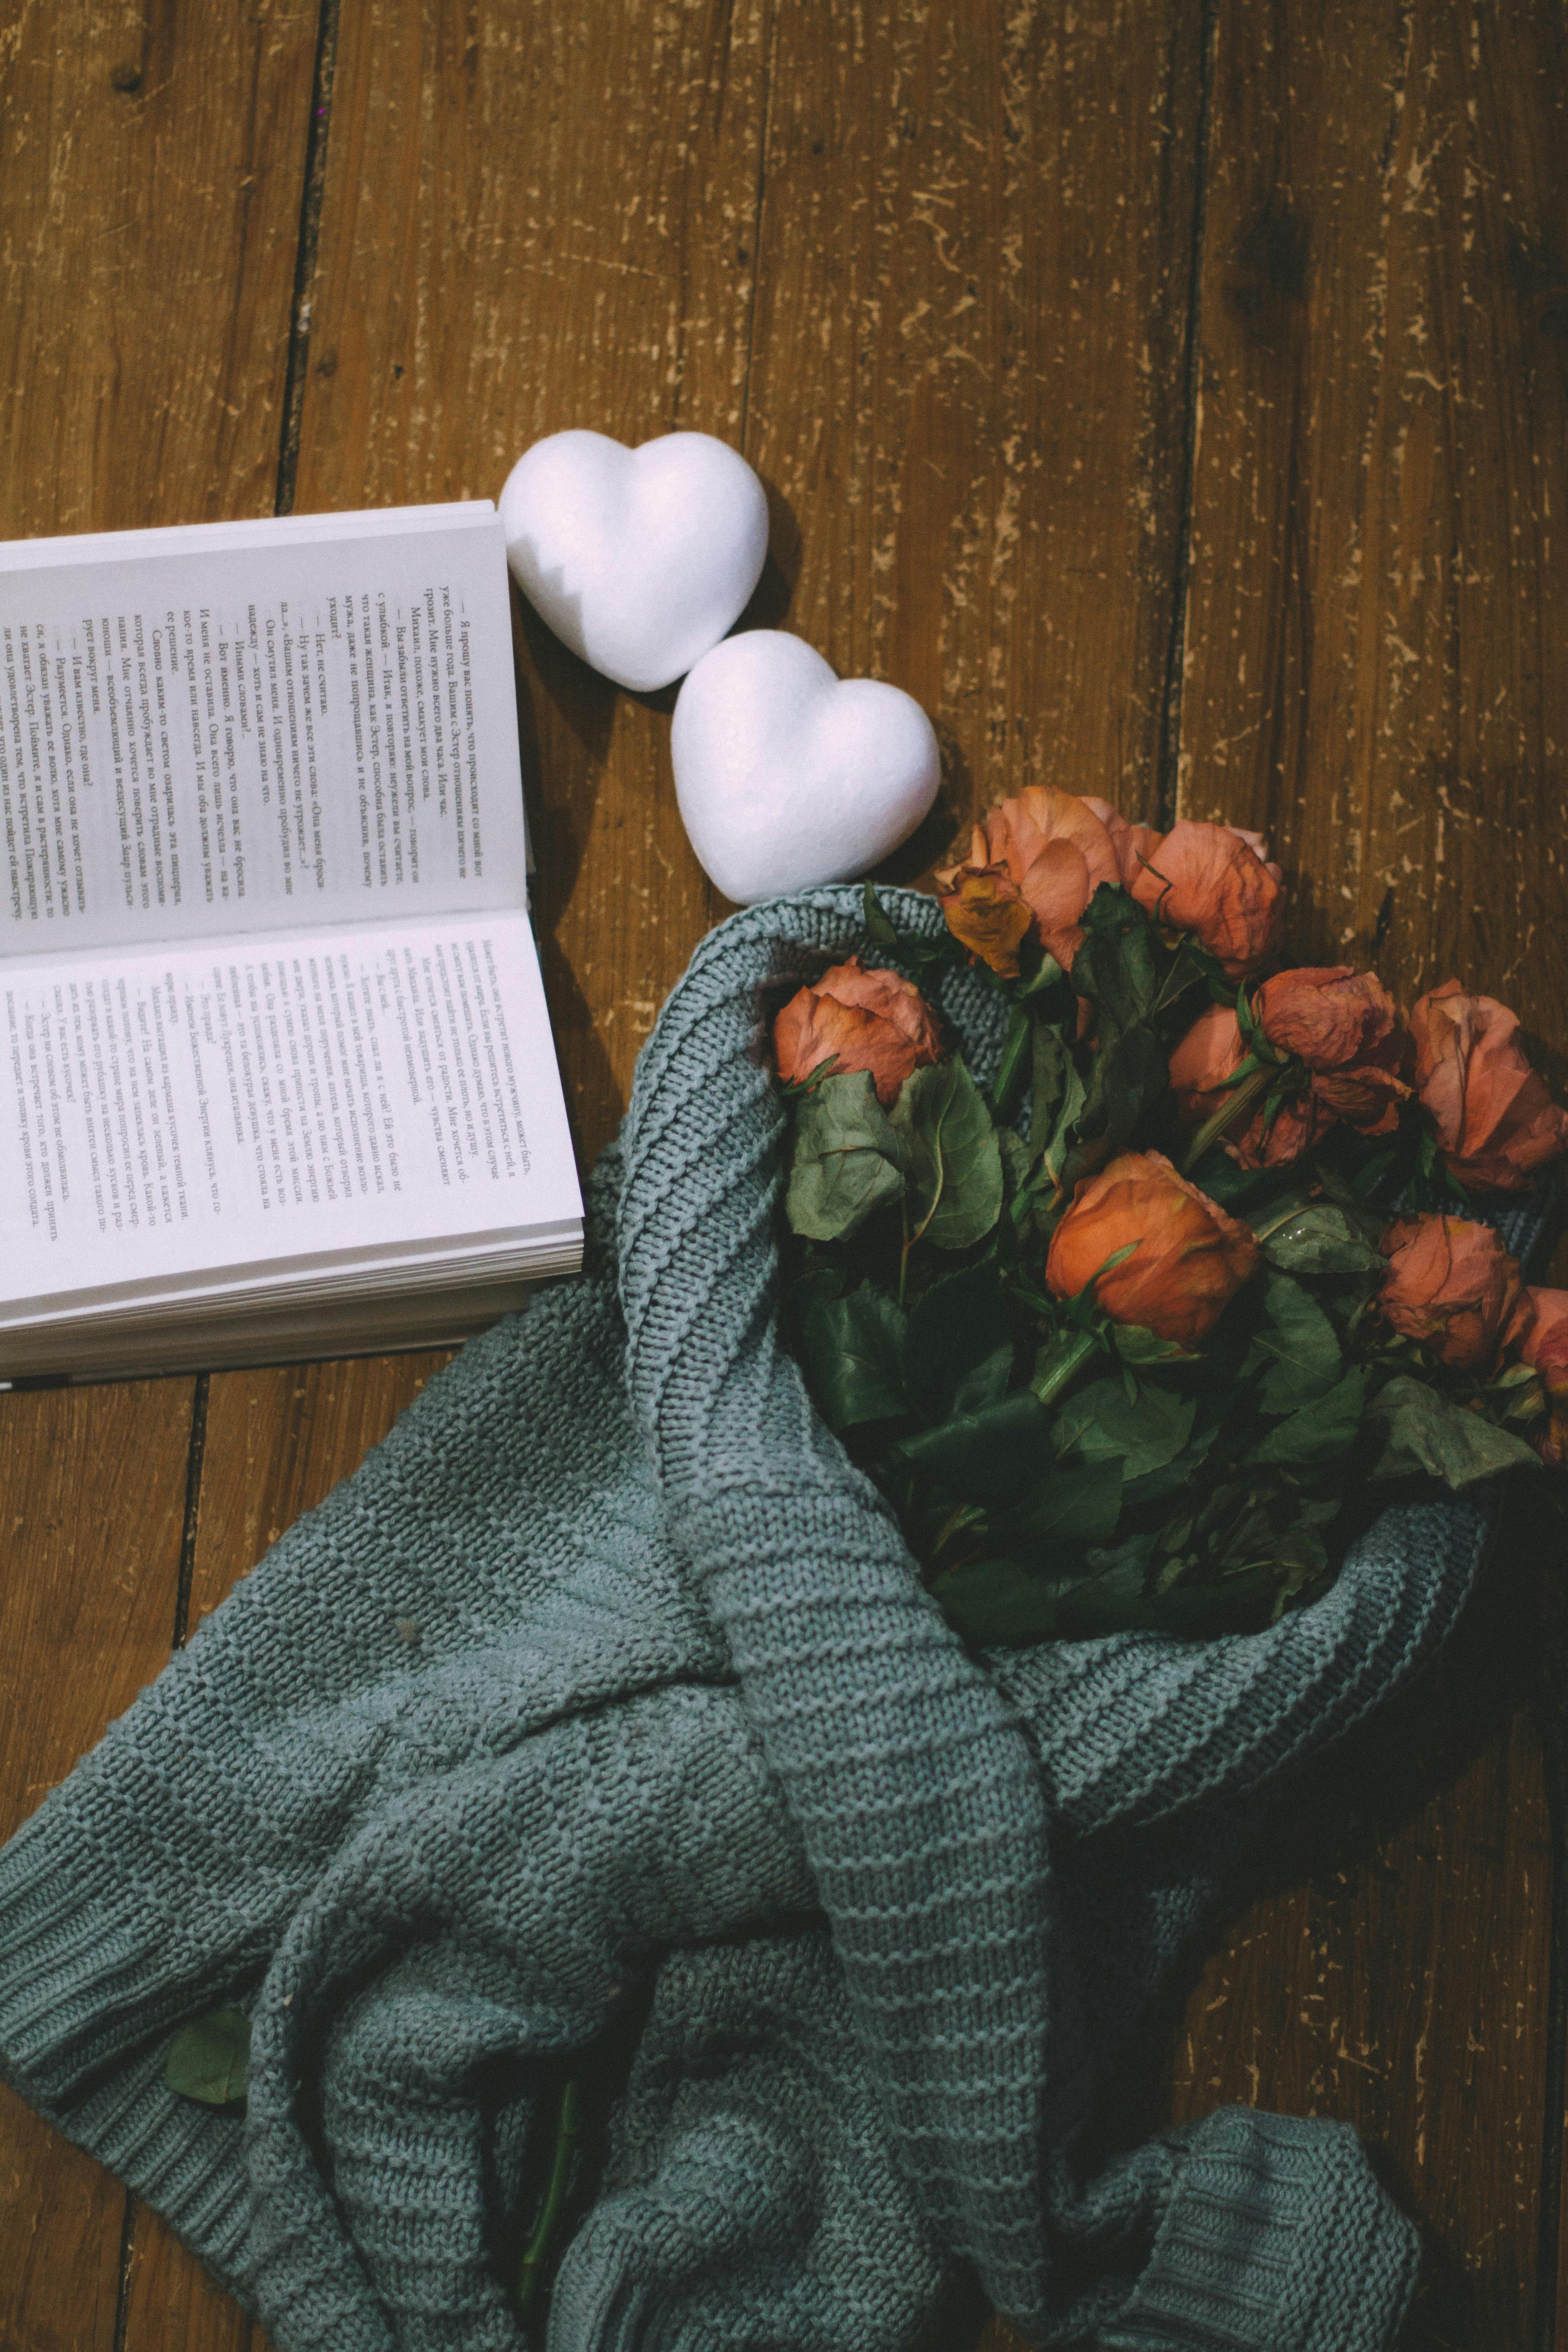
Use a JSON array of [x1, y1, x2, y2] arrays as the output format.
[[1256, 965, 1410, 1137], [1129, 819, 1285, 980], [1376, 1213, 1530, 1375], [1410, 979, 1568, 1193], [1045, 1149, 1261, 1346], [933, 845, 1034, 976], [773, 958, 943, 1109], [1521, 1288, 1568, 1465]]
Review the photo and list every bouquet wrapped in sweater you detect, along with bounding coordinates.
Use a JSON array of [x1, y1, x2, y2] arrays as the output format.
[[0, 819, 1560, 2352], [772, 789, 1567, 1648]]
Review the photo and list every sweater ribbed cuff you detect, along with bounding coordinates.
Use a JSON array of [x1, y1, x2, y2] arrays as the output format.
[[0, 1796, 257, 2303], [1102, 2108, 1420, 2352]]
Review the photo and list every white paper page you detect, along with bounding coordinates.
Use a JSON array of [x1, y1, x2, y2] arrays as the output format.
[[0, 508, 527, 953], [0, 909, 581, 1320], [0, 503, 490, 570]]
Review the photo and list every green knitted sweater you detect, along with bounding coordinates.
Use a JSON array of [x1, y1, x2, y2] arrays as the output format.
[[0, 889, 1527, 2352]]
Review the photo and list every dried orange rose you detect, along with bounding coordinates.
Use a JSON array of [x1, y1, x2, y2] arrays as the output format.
[[1377, 1213, 1530, 1375], [1079, 795, 1164, 887], [1167, 966, 1408, 1170], [1257, 965, 1396, 1071], [1521, 1289, 1568, 1465], [1256, 966, 1409, 1136], [1167, 1002, 1320, 1169], [1129, 819, 1285, 980], [930, 854, 1033, 975], [1410, 979, 1568, 1193], [773, 958, 943, 1108], [936, 787, 1126, 970], [1045, 1149, 1261, 1346], [1167, 1001, 1246, 1112]]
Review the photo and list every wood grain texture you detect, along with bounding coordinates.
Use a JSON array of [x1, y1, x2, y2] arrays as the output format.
[[120, 2224, 256, 2352], [0, 0, 318, 538], [1154, 4, 1568, 2343], [744, 0, 1205, 838], [0, 6, 320, 2348], [1175, 0, 1568, 1082], [0, 1383, 194, 2352]]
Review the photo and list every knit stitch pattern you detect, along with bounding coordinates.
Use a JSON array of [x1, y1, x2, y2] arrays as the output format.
[[0, 886, 1533, 2352]]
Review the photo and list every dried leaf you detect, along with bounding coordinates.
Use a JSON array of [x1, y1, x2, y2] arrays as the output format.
[[166, 2009, 250, 2107]]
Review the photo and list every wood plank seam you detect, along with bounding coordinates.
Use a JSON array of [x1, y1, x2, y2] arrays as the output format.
[[1154, 0, 1218, 837], [275, 0, 345, 523], [172, 1377, 211, 1654]]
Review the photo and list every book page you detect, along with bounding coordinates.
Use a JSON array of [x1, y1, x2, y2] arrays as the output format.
[[0, 509, 528, 955], [0, 909, 581, 1321]]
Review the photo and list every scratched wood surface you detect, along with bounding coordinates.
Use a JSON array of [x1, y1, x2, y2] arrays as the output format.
[[0, 5, 1563, 2350], [0, 2, 319, 2347], [1155, 10, 1568, 2347]]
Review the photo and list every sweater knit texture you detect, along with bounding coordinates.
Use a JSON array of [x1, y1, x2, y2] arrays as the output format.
[[0, 887, 1544, 2352]]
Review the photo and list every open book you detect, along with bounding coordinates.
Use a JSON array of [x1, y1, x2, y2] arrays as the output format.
[[0, 502, 583, 1381]]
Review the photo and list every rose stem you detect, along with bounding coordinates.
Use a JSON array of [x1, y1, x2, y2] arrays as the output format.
[[1180, 1063, 1276, 1175], [517, 2077, 581, 2312], [989, 1003, 1033, 1126], [1030, 1327, 1102, 1409]]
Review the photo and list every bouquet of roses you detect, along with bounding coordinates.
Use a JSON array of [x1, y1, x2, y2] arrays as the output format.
[[771, 788, 1568, 1645]]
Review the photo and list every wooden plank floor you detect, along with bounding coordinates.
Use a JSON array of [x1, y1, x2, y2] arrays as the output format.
[[2, 4, 1565, 2347]]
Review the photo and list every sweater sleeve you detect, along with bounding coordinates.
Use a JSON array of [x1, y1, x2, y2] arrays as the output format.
[[0, 1270, 738, 2340]]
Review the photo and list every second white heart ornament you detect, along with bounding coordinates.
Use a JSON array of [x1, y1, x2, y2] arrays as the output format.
[[499, 430, 769, 693], [671, 632, 941, 903]]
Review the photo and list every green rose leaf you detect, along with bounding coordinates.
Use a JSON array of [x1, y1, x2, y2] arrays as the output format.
[[796, 1280, 910, 1429], [1122, 1418, 1222, 1506], [166, 2008, 251, 2107], [862, 881, 902, 947], [1254, 1201, 1387, 1277], [1111, 1321, 1200, 1367], [903, 1259, 1014, 1419], [997, 1124, 1033, 1197], [931, 1556, 1064, 1646], [1052, 1534, 1171, 1634], [1243, 1273, 1343, 1412], [1071, 885, 1162, 1044], [1367, 1374, 1543, 1489], [1030, 1023, 1087, 1180], [897, 1388, 1049, 1500], [933, 1521, 1152, 1646], [891, 1058, 1003, 1251], [989, 1459, 1125, 1549], [1054, 1375, 1196, 1482], [1059, 1023, 1168, 1194], [786, 1070, 906, 1241], [1246, 1367, 1367, 1468], [1472, 1360, 1548, 1431]]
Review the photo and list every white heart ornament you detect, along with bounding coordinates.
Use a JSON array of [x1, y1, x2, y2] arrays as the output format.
[[671, 632, 941, 903], [500, 430, 769, 693]]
